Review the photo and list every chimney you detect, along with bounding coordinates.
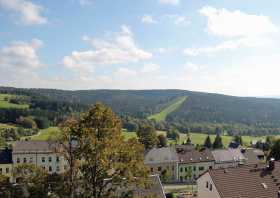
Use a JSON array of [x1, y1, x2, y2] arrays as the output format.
[[268, 158, 275, 171]]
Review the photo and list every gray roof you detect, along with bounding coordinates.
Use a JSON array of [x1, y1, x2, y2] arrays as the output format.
[[242, 148, 265, 165], [13, 140, 60, 153], [144, 147, 178, 165], [212, 148, 246, 164], [177, 148, 214, 164]]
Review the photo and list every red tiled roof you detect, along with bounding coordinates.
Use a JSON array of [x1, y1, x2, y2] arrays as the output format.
[[209, 161, 280, 198]]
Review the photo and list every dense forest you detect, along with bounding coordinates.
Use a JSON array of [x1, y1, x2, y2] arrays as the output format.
[[1, 86, 280, 136]]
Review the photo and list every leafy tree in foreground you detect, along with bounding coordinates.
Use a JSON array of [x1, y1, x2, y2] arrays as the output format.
[[204, 135, 212, 149], [213, 134, 223, 149], [137, 124, 158, 150], [12, 164, 48, 197], [268, 139, 280, 161], [63, 103, 148, 198]]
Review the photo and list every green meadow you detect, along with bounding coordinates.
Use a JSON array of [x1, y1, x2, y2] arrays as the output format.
[[0, 94, 29, 109], [148, 96, 187, 122]]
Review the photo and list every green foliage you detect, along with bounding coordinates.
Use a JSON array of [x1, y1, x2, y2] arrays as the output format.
[[0, 94, 29, 109], [16, 117, 37, 129], [213, 134, 224, 149], [157, 134, 167, 147], [60, 103, 149, 197], [268, 139, 280, 161], [204, 135, 212, 149], [34, 117, 50, 129], [148, 96, 187, 122], [137, 124, 159, 150], [233, 135, 243, 146]]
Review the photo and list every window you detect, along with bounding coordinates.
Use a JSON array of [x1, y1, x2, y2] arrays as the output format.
[[206, 181, 209, 188], [17, 158, 20, 163], [180, 167, 183, 172], [56, 166, 60, 172], [48, 157, 52, 162], [6, 168, 9, 173], [172, 166, 174, 171], [193, 166, 196, 171], [0, 168, 2, 174], [150, 168, 153, 172], [29, 157, 33, 163], [56, 156, 59, 162], [23, 158, 27, 163], [49, 166, 52, 172], [209, 166, 213, 170], [42, 157, 45, 163], [210, 184, 213, 191], [185, 167, 188, 172], [158, 167, 162, 171], [193, 174, 196, 179], [42, 166, 45, 170], [180, 176, 183, 182], [199, 166, 204, 171]]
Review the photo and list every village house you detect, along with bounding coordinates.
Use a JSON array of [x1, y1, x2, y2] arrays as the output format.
[[144, 147, 178, 182], [0, 148, 13, 182], [197, 159, 280, 198], [212, 148, 246, 169], [12, 140, 68, 175], [176, 146, 215, 183]]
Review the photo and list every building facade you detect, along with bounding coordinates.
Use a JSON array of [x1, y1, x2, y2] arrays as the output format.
[[0, 148, 13, 182], [144, 147, 178, 182], [176, 146, 215, 183], [12, 141, 68, 175]]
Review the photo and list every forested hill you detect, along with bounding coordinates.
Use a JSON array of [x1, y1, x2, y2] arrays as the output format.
[[1, 87, 280, 135]]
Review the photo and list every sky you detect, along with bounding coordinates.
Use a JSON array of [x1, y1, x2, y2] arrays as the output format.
[[1, 0, 280, 97]]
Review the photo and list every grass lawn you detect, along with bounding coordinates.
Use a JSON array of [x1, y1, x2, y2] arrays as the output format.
[[31, 127, 61, 141], [0, 123, 17, 129], [148, 96, 187, 122], [0, 94, 29, 109]]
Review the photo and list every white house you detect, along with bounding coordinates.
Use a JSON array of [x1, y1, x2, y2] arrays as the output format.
[[12, 140, 68, 174]]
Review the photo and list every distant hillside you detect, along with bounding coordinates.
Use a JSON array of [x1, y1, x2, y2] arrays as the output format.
[[1, 87, 280, 135], [148, 96, 187, 122]]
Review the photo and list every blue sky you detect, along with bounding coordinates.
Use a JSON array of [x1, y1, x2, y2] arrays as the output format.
[[1, 0, 280, 96]]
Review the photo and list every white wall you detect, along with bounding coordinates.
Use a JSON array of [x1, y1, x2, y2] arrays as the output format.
[[197, 172, 221, 198], [12, 152, 68, 174]]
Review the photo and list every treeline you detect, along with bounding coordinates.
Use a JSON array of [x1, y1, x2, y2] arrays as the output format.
[[2, 87, 280, 136]]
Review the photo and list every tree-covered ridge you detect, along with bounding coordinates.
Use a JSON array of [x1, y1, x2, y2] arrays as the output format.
[[1, 87, 280, 136]]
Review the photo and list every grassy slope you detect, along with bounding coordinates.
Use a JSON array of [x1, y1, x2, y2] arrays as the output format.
[[148, 96, 187, 122], [31, 127, 61, 140], [0, 94, 29, 109]]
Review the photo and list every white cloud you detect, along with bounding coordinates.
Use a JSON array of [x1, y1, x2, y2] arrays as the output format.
[[63, 25, 152, 73], [141, 63, 160, 73], [141, 15, 157, 24], [164, 14, 190, 26], [199, 6, 278, 37], [184, 7, 278, 56], [115, 67, 137, 77], [0, 39, 44, 70], [184, 37, 273, 56], [0, 0, 47, 25], [158, 0, 179, 6]]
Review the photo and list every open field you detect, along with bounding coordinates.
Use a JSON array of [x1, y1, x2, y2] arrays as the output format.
[[148, 96, 187, 122], [30, 127, 61, 140], [122, 131, 271, 147], [0, 94, 29, 109]]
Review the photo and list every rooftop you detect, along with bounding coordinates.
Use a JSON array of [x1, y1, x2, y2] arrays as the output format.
[[12, 140, 61, 153], [144, 147, 178, 164], [207, 161, 280, 198], [177, 148, 214, 164], [212, 148, 246, 164]]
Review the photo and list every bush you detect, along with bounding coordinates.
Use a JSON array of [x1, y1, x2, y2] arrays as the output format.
[[34, 117, 50, 129]]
